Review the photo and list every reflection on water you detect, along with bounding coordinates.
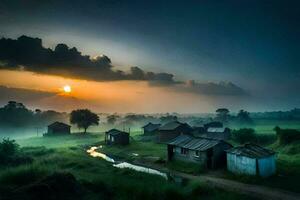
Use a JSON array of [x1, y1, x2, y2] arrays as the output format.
[[86, 146, 115, 163], [113, 162, 167, 179], [87, 146, 167, 179]]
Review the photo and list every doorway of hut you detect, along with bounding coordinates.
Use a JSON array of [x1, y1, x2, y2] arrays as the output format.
[[206, 148, 213, 169]]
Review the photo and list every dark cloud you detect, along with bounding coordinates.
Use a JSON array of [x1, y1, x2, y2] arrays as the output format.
[[0, 85, 55, 103], [0, 35, 176, 83], [179, 80, 247, 96], [0, 35, 247, 96]]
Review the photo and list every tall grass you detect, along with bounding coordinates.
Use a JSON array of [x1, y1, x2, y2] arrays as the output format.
[[0, 163, 50, 186]]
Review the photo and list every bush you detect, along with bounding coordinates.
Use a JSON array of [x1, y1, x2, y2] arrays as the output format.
[[0, 138, 19, 165], [0, 164, 48, 186], [0, 138, 33, 166], [274, 127, 300, 144], [231, 128, 257, 144], [256, 134, 277, 145]]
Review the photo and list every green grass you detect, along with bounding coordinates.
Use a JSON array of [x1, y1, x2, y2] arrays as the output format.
[[3, 127, 300, 198], [0, 145, 253, 200], [167, 160, 204, 175], [101, 139, 166, 162], [16, 133, 104, 148], [229, 119, 300, 134]]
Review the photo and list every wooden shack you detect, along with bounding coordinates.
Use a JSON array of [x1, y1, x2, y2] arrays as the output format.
[[204, 121, 223, 130], [105, 129, 129, 145], [46, 122, 71, 135], [226, 143, 276, 177], [142, 122, 161, 135], [167, 135, 232, 169], [157, 121, 192, 143], [204, 127, 230, 140]]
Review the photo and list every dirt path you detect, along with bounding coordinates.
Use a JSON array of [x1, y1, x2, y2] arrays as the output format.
[[175, 172, 300, 200], [133, 161, 300, 200]]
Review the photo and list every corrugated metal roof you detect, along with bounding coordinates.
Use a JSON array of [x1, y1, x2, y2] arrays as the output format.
[[106, 129, 129, 136], [159, 121, 190, 131], [194, 133, 227, 140], [207, 127, 226, 133], [168, 135, 225, 151], [226, 143, 275, 158], [142, 123, 161, 132], [48, 121, 71, 128], [159, 121, 182, 130]]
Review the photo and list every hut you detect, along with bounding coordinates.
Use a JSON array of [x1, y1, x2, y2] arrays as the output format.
[[167, 135, 232, 169], [46, 122, 71, 135], [192, 126, 230, 140], [226, 143, 276, 177], [105, 129, 129, 145], [204, 127, 230, 140], [191, 126, 206, 136], [204, 121, 223, 130], [157, 121, 192, 143], [142, 122, 161, 135]]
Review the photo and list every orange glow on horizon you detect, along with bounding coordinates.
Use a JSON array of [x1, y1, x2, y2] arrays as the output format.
[[0, 69, 215, 113]]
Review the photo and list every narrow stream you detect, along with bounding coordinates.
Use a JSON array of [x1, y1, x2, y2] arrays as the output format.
[[87, 146, 168, 179]]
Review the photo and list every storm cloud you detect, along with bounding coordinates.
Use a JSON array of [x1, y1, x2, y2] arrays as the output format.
[[0, 85, 55, 103], [0, 35, 246, 96], [181, 80, 247, 96], [0, 35, 176, 83]]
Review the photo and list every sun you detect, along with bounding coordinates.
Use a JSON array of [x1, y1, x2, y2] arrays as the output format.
[[63, 85, 72, 93]]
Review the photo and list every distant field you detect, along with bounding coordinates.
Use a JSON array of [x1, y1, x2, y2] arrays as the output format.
[[16, 133, 104, 148], [230, 119, 300, 134]]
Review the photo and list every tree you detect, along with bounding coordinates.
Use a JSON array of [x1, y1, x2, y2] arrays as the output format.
[[0, 138, 19, 165], [232, 128, 257, 144], [0, 101, 34, 127], [70, 109, 99, 134], [215, 108, 230, 122], [237, 109, 253, 124], [107, 114, 119, 125], [159, 115, 178, 124]]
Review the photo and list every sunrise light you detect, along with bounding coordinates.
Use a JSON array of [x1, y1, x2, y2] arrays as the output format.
[[63, 85, 72, 93]]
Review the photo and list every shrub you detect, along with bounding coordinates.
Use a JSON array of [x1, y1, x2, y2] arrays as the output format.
[[274, 127, 300, 144], [231, 128, 257, 144], [0, 164, 48, 186], [0, 138, 19, 165]]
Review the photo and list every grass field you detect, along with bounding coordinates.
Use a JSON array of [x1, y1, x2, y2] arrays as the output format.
[[229, 119, 300, 134], [4, 122, 300, 197], [1, 134, 256, 200], [16, 133, 104, 148]]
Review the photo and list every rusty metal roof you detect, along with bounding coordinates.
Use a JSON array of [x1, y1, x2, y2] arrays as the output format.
[[159, 121, 191, 131], [168, 135, 228, 151], [142, 122, 161, 132], [106, 129, 129, 136], [48, 121, 71, 128], [226, 143, 275, 158]]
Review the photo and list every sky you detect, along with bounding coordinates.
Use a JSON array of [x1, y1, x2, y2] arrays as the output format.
[[0, 0, 299, 113]]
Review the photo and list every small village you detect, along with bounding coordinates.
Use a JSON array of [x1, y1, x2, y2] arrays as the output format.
[[46, 120, 276, 178], [1, 2, 299, 199]]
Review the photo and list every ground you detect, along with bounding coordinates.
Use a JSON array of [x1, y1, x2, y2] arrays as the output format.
[[229, 119, 300, 134], [1, 121, 299, 200], [0, 134, 254, 200]]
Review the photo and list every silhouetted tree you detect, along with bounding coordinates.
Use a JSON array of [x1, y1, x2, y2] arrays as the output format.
[[232, 128, 257, 144], [215, 108, 230, 122], [159, 115, 178, 124], [0, 101, 34, 127], [0, 138, 19, 165], [274, 126, 300, 144], [237, 109, 253, 124], [70, 109, 99, 134], [107, 114, 119, 125]]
